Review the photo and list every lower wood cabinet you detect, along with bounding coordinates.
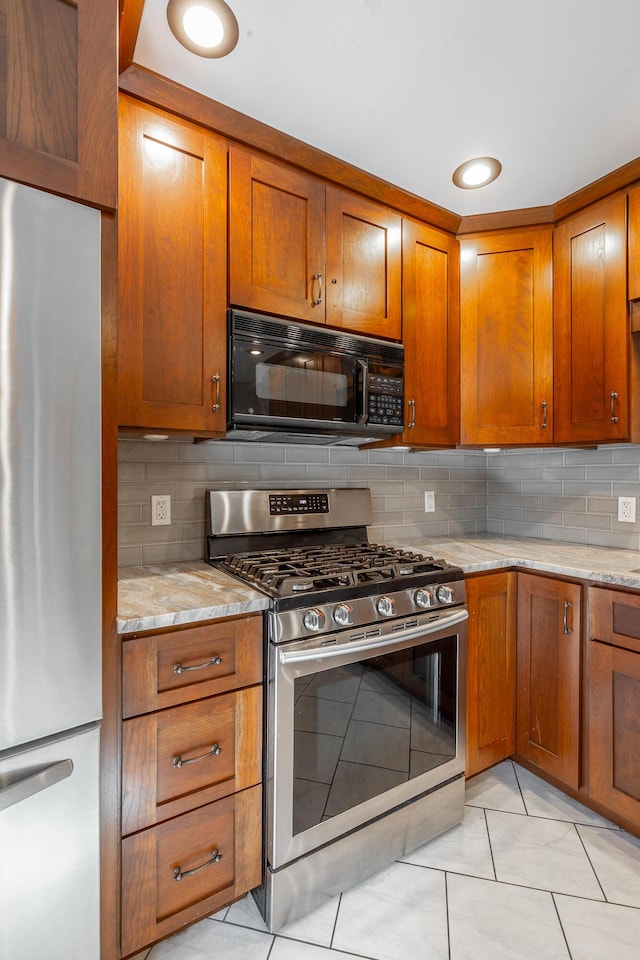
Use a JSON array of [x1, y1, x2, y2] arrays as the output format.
[[587, 587, 640, 823], [465, 572, 516, 778], [121, 787, 261, 957], [516, 573, 582, 789], [120, 615, 263, 958]]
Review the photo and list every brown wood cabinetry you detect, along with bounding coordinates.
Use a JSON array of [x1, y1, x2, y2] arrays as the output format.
[[466, 572, 517, 777], [229, 146, 402, 339], [0, 0, 116, 208], [459, 228, 553, 445], [554, 195, 628, 443], [587, 587, 640, 824], [628, 185, 640, 303], [117, 96, 228, 435], [398, 219, 460, 446], [120, 615, 263, 957], [516, 573, 581, 788]]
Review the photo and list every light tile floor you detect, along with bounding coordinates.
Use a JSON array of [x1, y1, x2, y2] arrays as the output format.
[[142, 760, 640, 960]]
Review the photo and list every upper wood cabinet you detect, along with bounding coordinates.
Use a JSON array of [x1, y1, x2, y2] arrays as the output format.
[[228, 148, 326, 324], [459, 228, 553, 445], [628, 185, 640, 303], [324, 187, 402, 339], [516, 573, 581, 790], [0, 0, 116, 208], [117, 97, 228, 435], [229, 146, 402, 339], [466, 572, 516, 778], [554, 195, 628, 444], [399, 218, 460, 446]]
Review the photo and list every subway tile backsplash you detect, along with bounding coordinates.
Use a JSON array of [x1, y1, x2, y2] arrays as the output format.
[[117, 440, 488, 566], [117, 440, 640, 566]]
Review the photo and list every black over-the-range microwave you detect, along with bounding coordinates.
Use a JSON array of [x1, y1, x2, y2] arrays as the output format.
[[226, 308, 405, 445]]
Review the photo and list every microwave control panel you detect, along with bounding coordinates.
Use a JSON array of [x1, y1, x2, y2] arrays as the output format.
[[368, 375, 403, 427]]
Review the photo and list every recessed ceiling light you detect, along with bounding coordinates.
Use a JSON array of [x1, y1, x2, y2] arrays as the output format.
[[452, 157, 502, 190], [166, 0, 239, 58]]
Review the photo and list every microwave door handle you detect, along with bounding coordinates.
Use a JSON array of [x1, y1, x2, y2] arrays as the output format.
[[356, 358, 369, 424]]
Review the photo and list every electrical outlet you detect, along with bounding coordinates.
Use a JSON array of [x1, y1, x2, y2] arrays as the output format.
[[424, 491, 435, 513], [151, 494, 171, 526], [618, 496, 636, 523]]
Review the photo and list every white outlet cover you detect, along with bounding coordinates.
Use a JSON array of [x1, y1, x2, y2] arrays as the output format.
[[424, 491, 435, 513], [618, 496, 636, 523], [151, 494, 171, 526]]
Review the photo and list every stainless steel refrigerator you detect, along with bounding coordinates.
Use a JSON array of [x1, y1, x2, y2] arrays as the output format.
[[0, 177, 102, 959]]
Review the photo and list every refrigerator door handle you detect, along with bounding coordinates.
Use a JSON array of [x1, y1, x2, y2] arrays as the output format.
[[0, 759, 73, 812]]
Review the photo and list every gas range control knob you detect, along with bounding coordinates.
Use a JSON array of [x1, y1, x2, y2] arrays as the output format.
[[436, 585, 455, 605], [414, 587, 434, 609], [333, 603, 353, 626], [376, 595, 396, 617], [302, 608, 326, 632]]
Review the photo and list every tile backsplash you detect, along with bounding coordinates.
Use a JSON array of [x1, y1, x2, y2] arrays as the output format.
[[118, 440, 487, 567], [118, 440, 640, 566]]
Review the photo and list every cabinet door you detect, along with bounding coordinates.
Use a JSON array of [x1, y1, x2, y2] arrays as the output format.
[[628, 185, 640, 303], [554, 195, 628, 443], [401, 219, 460, 446], [460, 228, 553, 445], [0, 0, 116, 208], [229, 147, 326, 322], [516, 573, 581, 788], [118, 97, 228, 434], [588, 640, 640, 824], [466, 572, 516, 777], [325, 187, 402, 339]]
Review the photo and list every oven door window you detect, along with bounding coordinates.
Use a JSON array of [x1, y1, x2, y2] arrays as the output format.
[[292, 635, 458, 836], [232, 338, 359, 424]]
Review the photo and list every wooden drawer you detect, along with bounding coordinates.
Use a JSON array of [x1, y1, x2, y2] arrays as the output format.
[[122, 615, 263, 717], [122, 686, 262, 834], [120, 786, 262, 957], [589, 586, 640, 654]]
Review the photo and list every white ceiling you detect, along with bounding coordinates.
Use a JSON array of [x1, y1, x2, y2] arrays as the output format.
[[134, 0, 640, 217]]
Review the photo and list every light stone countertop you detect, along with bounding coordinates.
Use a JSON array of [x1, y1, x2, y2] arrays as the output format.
[[117, 536, 640, 634], [386, 534, 640, 589], [117, 561, 269, 634]]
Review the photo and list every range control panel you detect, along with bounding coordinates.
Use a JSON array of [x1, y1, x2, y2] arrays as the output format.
[[269, 492, 330, 515]]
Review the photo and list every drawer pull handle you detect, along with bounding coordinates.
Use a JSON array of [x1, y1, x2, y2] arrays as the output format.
[[563, 600, 573, 635], [541, 400, 548, 429], [173, 848, 222, 882], [312, 271, 323, 306], [173, 655, 222, 674], [173, 744, 222, 768]]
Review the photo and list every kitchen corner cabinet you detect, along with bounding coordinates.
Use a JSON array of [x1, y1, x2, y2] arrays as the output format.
[[587, 587, 640, 824], [554, 194, 628, 444], [117, 96, 228, 435], [228, 146, 402, 339], [516, 573, 581, 789], [459, 227, 553, 445], [398, 219, 460, 446], [466, 572, 516, 778], [119, 615, 263, 958], [0, 0, 117, 209]]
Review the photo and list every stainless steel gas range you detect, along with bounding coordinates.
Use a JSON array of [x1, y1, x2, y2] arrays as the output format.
[[206, 487, 467, 932]]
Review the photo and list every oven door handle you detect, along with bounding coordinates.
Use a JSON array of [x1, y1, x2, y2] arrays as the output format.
[[278, 607, 468, 665]]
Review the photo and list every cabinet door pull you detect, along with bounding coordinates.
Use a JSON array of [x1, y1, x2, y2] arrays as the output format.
[[563, 600, 573, 634], [541, 400, 548, 429], [312, 271, 323, 306], [408, 398, 416, 429], [173, 848, 222, 881], [173, 655, 222, 674], [211, 373, 221, 412], [610, 390, 619, 423], [173, 743, 222, 768]]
